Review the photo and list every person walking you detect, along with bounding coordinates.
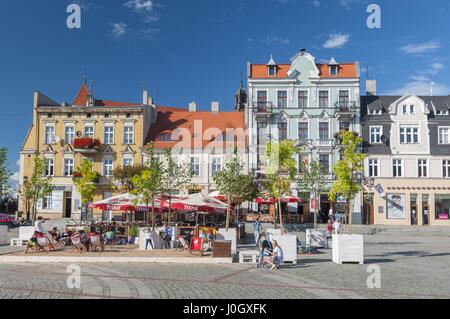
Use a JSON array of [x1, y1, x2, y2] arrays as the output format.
[[144, 227, 155, 250], [329, 207, 334, 222], [254, 216, 262, 248]]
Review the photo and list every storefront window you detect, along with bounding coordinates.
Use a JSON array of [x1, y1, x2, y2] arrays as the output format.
[[435, 194, 450, 220]]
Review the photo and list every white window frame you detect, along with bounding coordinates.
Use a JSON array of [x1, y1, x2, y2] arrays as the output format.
[[438, 126, 450, 145], [329, 65, 338, 76], [103, 158, 114, 177], [64, 125, 75, 145], [368, 158, 380, 178], [44, 125, 56, 145], [368, 108, 382, 115], [277, 90, 288, 109], [318, 90, 330, 108], [191, 156, 201, 177], [268, 66, 276, 76], [319, 154, 330, 174], [443, 160, 450, 178], [84, 124, 95, 139], [297, 90, 309, 108], [104, 124, 115, 145], [319, 121, 330, 140], [64, 158, 74, 177], [122, 155, 134, 167], [211, 157, 222, 177], [338, 89, 350, 108], [42, 194, 53, 210], [123, 124, 135, 145], [45, 158, 55, 177], [392, 159, 403, 178], [370, 126, 383, 144], [298, 121, 309, 141], [418, 159, 428, 178], [400, 125, 419, 144]]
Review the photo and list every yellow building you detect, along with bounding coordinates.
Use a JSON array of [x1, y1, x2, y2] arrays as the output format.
[[19, 81, 157, 221]]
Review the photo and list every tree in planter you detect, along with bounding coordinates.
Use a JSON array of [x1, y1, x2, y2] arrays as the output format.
[[0, 148, 12, 203], [73, 159, 98, 221], [262, 140, 298, 234], [329, 131, 366, 234], [160, 148, 191, 225], [131, 143, 163, 228], [297, 160, 328, 230], [21, 155, 53, 223], [214, 150, 260, 231]]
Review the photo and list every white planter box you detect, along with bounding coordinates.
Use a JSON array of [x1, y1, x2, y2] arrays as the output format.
[[217, 228, 237, 254], [138, 229, 163, 250], [306, 229, 328, 248], [332, 234, 364, 265], [0, 226, 7, 246], [266, 228, 282, 241], [271, 234, 297, 264]]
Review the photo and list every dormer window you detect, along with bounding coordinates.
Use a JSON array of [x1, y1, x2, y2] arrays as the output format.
[[330, 65, 338, 75], [437, 110, 449, 116], [268, 65, 277, 76], [403, 104, 416, 115], [368, 108, 382, 115]]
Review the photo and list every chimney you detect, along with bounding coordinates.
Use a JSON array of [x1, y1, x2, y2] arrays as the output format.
[[143, 90, 149, 105], [366, 80, 377, 96], [211, 101, 219, 113], [189, 102, 197, 112]]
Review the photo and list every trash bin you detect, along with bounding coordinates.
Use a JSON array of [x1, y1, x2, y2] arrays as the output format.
[[212, 240, 232, 258], [236, 223, 245, 239]]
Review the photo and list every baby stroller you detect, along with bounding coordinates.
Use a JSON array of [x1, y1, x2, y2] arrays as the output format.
[[256, 238, 273, 268]]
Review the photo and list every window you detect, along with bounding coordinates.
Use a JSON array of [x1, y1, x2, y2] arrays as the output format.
[[212, 158, 222, 177], [392, 159, 403, 177], [45, 159, 54, 177], [403, 104, 415, 115], [124, 125, 134, 144], [339, 121, 350, 132], [103, 159, 113, 176], [298, 91, 308, 108], [439, 127, 450, 144], [339, 90, 350, 109], [277, 91, 288, 108], [436, 110, 449, 116], [443, 160, 450, 178], [191, 157, 200, 177], [368, 108, 382, 115], [319, 122, 329, 140], [65, 126, 75, 144], [104, 125, 114, 145], [330, 65, 338, 75], [298, 155, 309, 174], [319, 155, 330, 173], [45, 125, 55, 144], [278, 122, 288, 141], [410, 105, 415, 114], [257, 91, 268, 109], [400, 126, 419, 144], [298, 122, 309, 140], [64, 159, 74, 176], [368, 159, 379, 178], [84, 125, 94, 139], [123, 157, 133, 167], [319, 91, 329, 108], [42, 195, 53, 210], [435, 194, 450, 220], [268, 66, 276, 76], [370, 126, 383, 144], [418, 159, 428, 178]]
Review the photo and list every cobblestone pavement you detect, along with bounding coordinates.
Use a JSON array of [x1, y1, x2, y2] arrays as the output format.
[[1, 233, 450, 299]]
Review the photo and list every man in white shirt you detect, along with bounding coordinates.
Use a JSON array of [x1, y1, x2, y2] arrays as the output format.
[[35, 217, 45, 234]]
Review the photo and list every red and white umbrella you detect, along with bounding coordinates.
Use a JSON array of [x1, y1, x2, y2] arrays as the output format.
[[255, 194, 301, 204], [90, 193, 164, 212], [169, 193, 229, 214]]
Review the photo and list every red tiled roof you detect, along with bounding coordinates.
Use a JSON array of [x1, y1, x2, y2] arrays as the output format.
[[249, 62, 358, 79], [72, 83, 142, 107], [147, 106, 247, 150]]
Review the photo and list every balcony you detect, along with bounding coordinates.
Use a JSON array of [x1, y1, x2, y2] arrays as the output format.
[[252, 102, 273, 121], [73, 138, 101, 154], [73, 171, 101, 184], [335, 101, 359, 117]]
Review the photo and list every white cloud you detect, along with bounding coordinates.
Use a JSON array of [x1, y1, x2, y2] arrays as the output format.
[[323, 32, 350, 49], [339, 0, 357, 9], [16, 159, 20, 167], [124, 0, 154, 12], [429, 62, 444, 75], [262, 35, 290, 46], [311, 0, 321, 7], [400, 41, 441, 55], [9, 172, 19, 184], [388, 81, 450, 96], [112, 22, 128, 38]]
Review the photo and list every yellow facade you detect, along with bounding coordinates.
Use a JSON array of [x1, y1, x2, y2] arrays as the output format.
[[19, 87, 156, 221]]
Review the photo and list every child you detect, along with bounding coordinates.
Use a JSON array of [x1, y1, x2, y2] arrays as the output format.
[[326, 219, 334, 236]]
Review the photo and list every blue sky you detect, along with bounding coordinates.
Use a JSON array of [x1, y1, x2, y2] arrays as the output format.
[[1, 0, 450, 182]]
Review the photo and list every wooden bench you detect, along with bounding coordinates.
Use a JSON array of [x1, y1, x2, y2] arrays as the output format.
[[239, 250, 260, 264]]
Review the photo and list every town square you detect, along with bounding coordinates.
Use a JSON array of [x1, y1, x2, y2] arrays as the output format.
[[0, 0, 450, 306]]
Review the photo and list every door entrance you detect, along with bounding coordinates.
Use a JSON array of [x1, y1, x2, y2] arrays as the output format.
[[422, 194, 430, 226], [64, 192, 72, 218]]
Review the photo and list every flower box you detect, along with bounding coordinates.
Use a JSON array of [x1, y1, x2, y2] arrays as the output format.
[[73, 138, 101, 150]]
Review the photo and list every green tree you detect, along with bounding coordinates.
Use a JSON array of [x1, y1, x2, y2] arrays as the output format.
[[131, 143, 163, 228], [329, 131, 366, 234], [298, 160, 328, 230], [161, 148, 192, 225], [112, 165, 144, 192], [22, 155, 53, 222], [214, 150, 260, 231], [263, 140, 299, 234], [0, 148, 12, 201], [73, 159, 98, 221]]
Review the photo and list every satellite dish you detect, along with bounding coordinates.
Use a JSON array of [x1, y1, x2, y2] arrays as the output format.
[[76, 131, 83, 138]]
